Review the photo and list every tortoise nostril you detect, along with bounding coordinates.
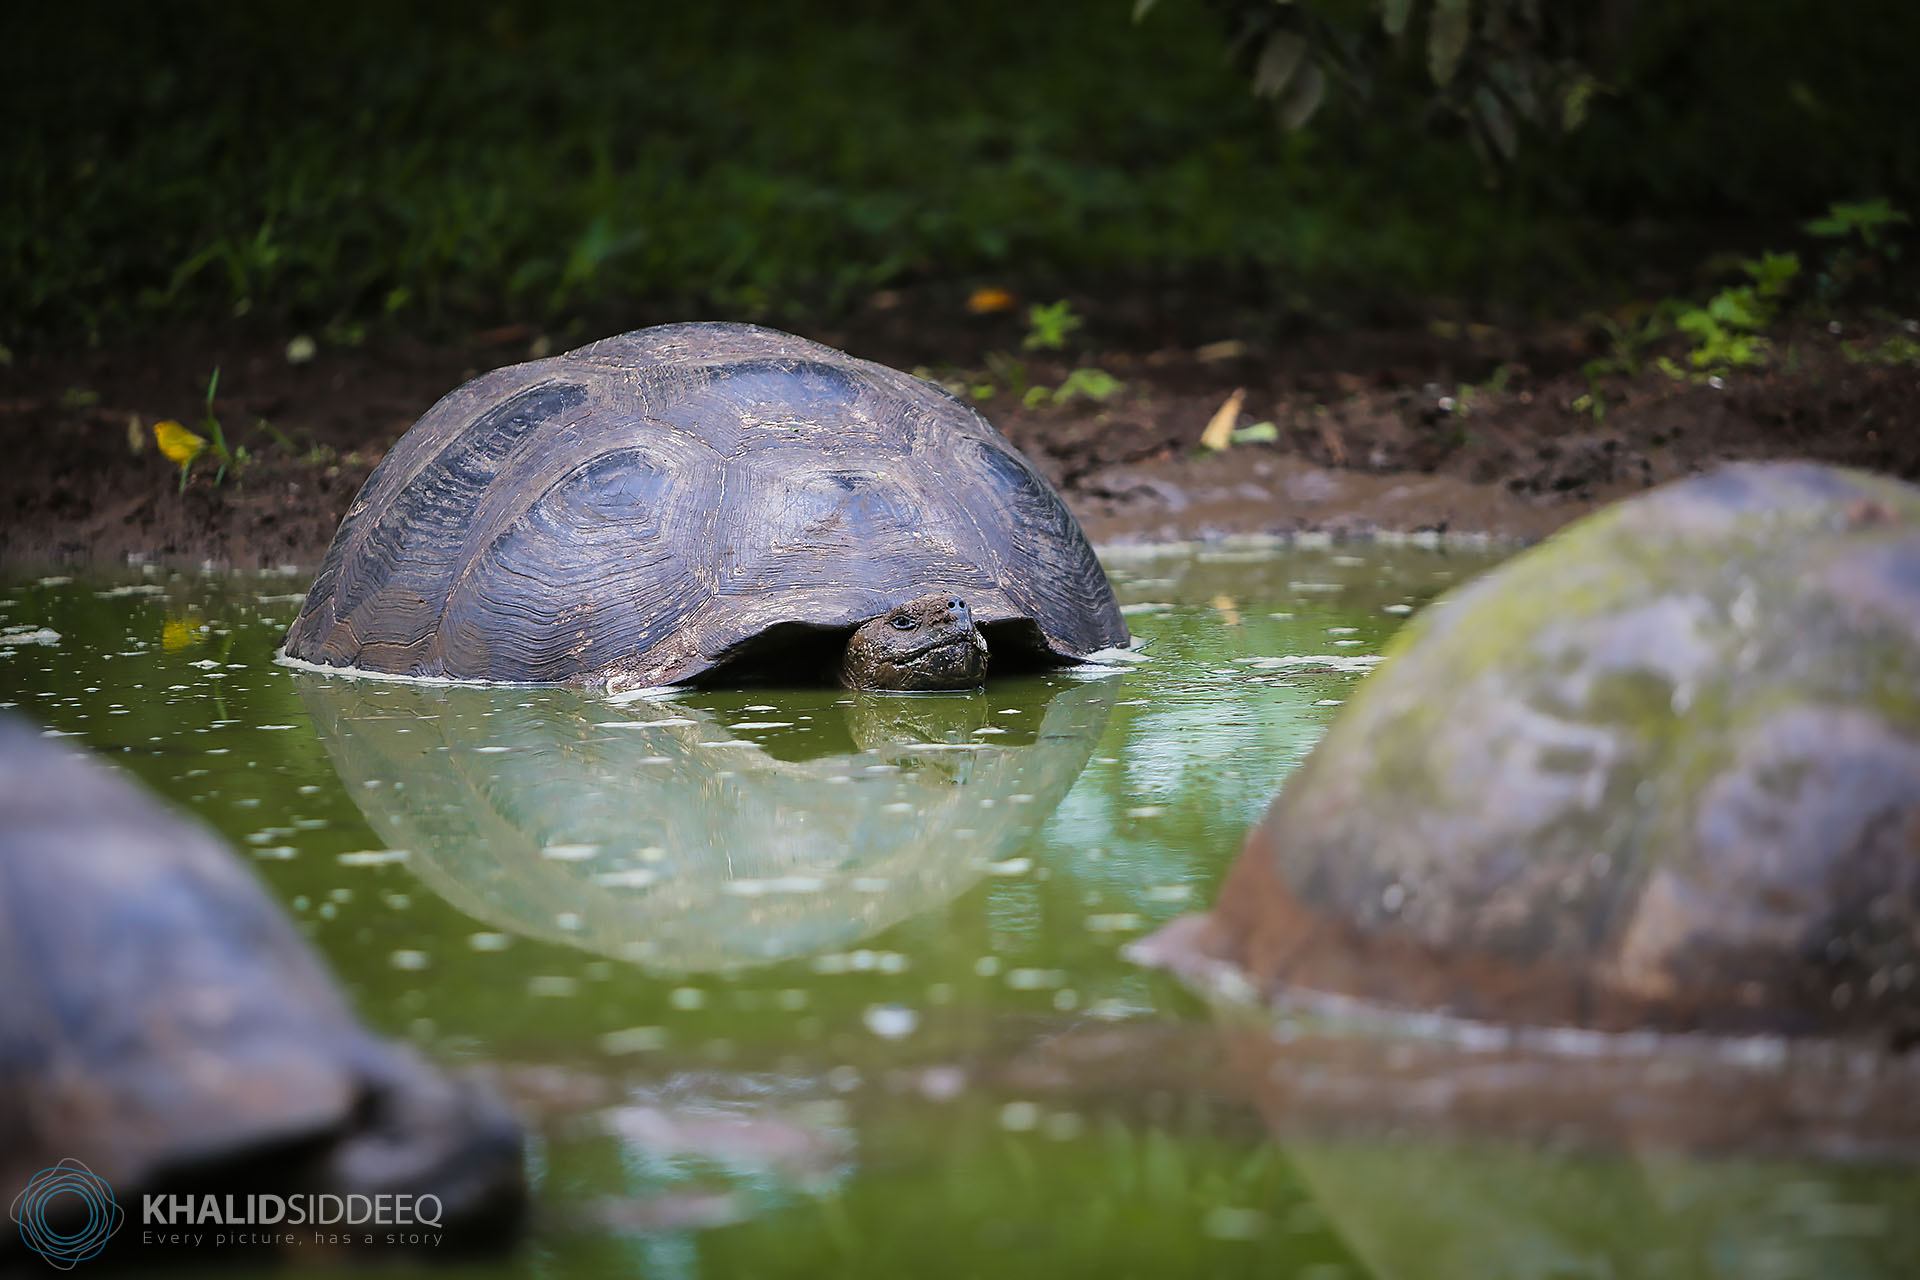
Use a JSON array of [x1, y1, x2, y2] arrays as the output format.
[[951, 598, 965, 610]]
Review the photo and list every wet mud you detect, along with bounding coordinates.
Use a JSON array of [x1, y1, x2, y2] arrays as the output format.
[[5, 315, 1917, 566]]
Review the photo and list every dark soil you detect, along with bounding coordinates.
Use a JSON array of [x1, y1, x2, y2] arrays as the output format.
[[4, 307, 1917, 568]]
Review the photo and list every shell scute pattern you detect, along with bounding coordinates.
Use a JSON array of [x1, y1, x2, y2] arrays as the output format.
[[953, 433, 1120, 655], [291, 377, 588, 673], [285, 322, 1127, 685]]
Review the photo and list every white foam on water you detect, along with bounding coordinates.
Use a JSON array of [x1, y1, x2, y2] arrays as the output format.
[[724, 876, 828, 897], [275, 648, 541, 687], [540, 843, 601, 861], [0, 628, 61, 649], [592, 868, 662, 889], [1236, 653, 1384, 672], [338, 848, 409, 866], [604, 683, 695, 705]]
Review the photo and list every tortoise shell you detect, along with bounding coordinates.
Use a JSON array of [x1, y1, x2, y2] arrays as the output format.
[[1149, 462, 1920, 1040], [284, 322, 1129, 686], [0, 715, 523, 1233]]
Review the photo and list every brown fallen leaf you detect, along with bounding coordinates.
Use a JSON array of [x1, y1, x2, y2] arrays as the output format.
[[1199, 388, 1247, 451], [1196, 339, 1250, 363]]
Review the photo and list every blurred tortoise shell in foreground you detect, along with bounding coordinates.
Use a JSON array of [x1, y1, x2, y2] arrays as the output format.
[[1140, 463, 1920, 1042], [282, 322, 1128, 690], [0, 715, 524, 1258]]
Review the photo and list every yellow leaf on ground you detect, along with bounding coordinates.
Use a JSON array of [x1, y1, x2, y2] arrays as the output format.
[[154, 419, 206, 466], [161, 616, 204, 651], [966, 286, 1017, 315], [1199, 388, 1247, 451]]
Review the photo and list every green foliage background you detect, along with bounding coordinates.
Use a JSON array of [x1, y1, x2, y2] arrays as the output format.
[[2, 0, 1916, 345]]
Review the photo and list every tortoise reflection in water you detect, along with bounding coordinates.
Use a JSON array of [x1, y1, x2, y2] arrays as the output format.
[[283, 322, 1129, 692], [295, 673, 1115, 972], [1142, 463, 1920, 1042], [1008, 1016, 1920, 1280], [0, 716, 524, 1262]]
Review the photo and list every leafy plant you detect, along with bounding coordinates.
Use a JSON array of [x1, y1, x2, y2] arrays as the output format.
[[1153, 0, 1603, 164], [1442, 361, 1524, 417], [1021, 366, 1123, 408], [1657, 252, 1799, 379], [1023, 300, 1085, 352], [1583, 310, 1662, 377], [1806, 198, 1909, 249], [1573, 307, 1669, 418], [1842, 333, 1920, 366], [1804, 198, 1909, 303]]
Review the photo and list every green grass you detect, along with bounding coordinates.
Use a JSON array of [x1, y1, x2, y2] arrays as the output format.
[[11, 0, 1916, 350], [0, 0, 1581, 346]]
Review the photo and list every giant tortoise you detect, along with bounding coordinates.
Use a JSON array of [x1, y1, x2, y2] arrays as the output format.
[[284, 322, 1129, 691], [1139, 462, 1920, 1042], [0, 715, 524, 1262]]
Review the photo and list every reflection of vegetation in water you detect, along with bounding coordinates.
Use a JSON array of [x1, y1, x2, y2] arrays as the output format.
[[1055, 545, 1473, 900], [1290, 1137, 1920, 1280], [697, 1102, 1343, 1280]]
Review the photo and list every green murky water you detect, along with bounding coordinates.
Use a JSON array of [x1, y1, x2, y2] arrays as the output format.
[[4, 545, 1918, 1280]]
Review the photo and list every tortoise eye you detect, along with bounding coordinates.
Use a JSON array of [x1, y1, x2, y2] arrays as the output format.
[[889, 615, 916, 631]]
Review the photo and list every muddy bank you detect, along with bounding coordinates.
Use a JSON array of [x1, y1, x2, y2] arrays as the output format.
[[3, 317, 1915, 567]]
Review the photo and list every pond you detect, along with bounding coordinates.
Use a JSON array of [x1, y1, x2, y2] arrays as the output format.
[[4, 542, 1917, 1280]]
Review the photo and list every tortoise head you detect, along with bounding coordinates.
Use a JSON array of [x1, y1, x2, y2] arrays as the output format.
[[839, 592, 988, 691]]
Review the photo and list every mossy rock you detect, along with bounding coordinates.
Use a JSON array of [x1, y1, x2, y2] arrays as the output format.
[[1177, 463, 1920, 1039]]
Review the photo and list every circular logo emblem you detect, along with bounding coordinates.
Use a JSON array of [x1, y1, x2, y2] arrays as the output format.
[[9, 1159, 124, 1270]]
